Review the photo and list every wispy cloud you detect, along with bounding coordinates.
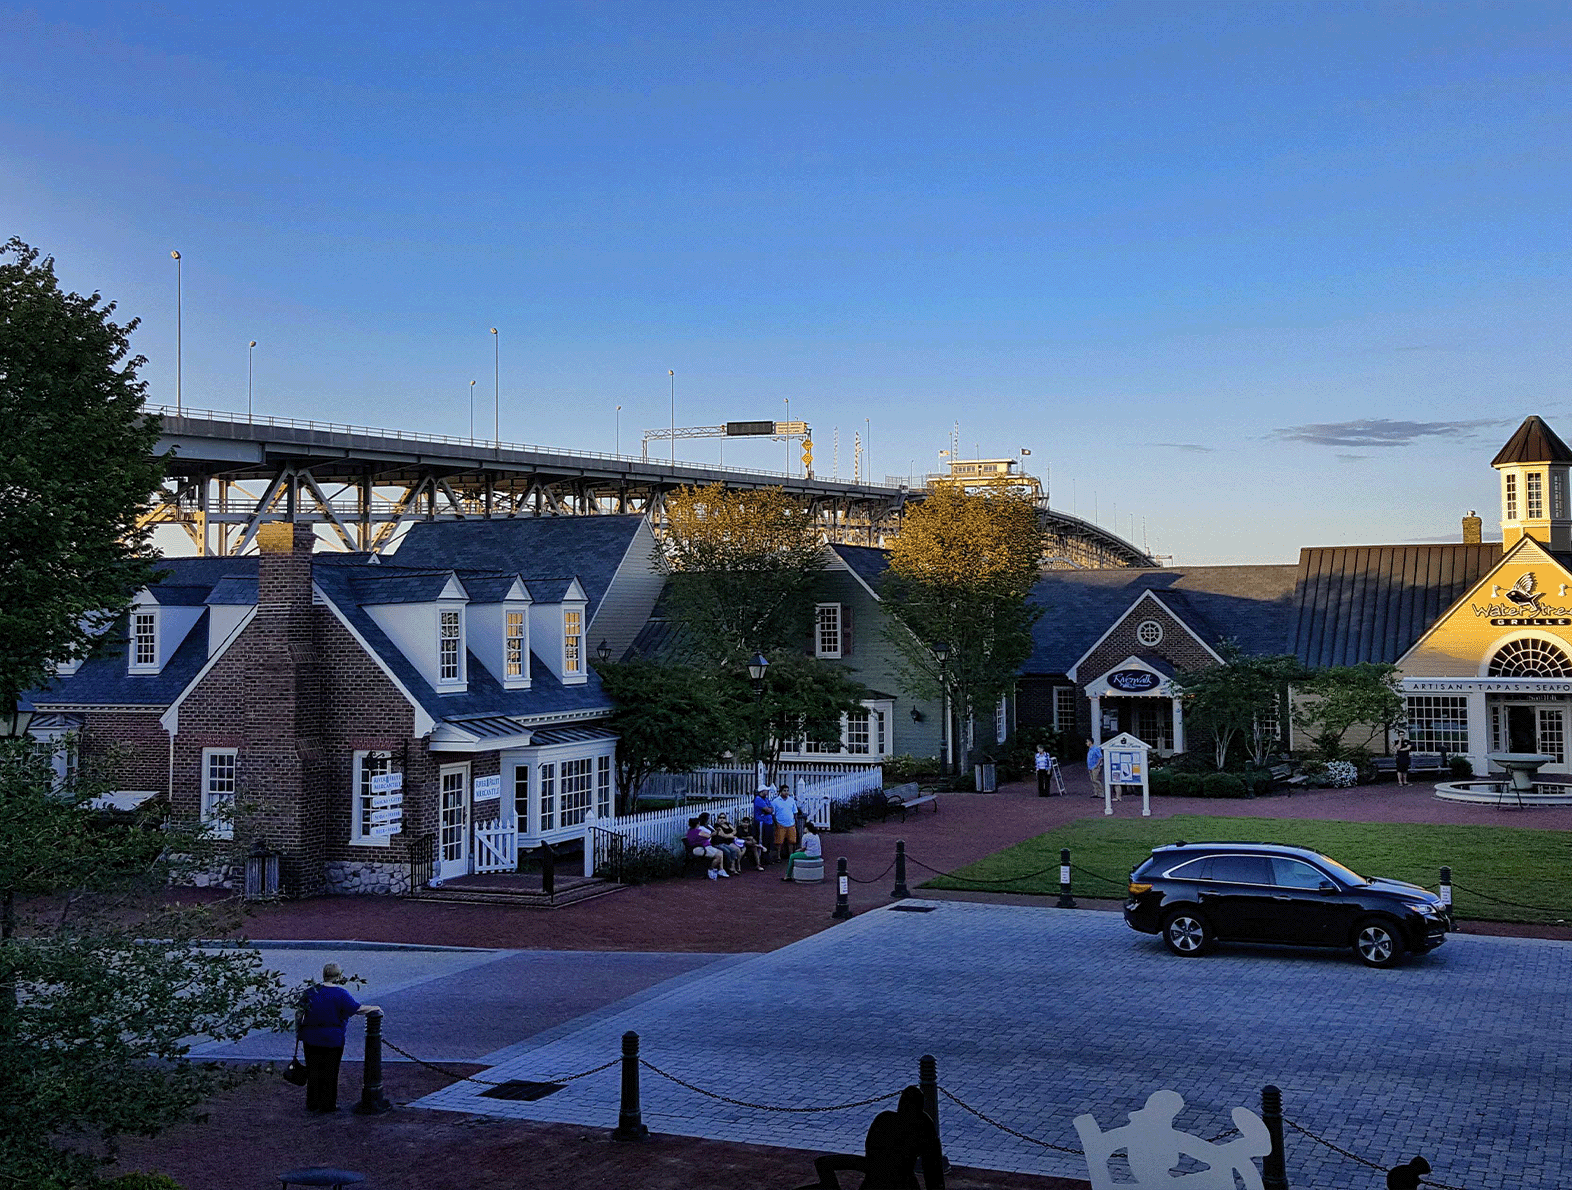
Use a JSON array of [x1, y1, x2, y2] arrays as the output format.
[[1337, 453, 1370, 463], [1151, 442, 1214, 453], [1273, 417, 1506, 449]]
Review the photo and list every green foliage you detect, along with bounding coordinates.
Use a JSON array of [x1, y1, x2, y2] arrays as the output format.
[[0, 238, 168, 710], [0, 738, 289, 1186], [828, 789, 892, 832], [881, 754, 945, 785], [612, 840, 685, 884], [1168, 771, 1204, 797], [1200, 772, 1249, 798], [726, 651, 870, 778], [1449, 755, 1474, 778], [1293, 663, 1405, 759], [1172, 645, 1304, 771], [591, 659, 734, 812], [990, 729, 1078, 782]]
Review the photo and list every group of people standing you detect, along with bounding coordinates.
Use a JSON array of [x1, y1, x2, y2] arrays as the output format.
[[682, 783, 823, 882]]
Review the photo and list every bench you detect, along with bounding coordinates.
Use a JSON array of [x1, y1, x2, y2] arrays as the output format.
[[1265, 762, 1309, 789], [884, 782, 938, 822], [1371, 752, 1446, 778]]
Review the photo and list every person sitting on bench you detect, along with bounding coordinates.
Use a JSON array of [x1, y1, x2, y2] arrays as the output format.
[[684, 816, 726, 879], [737, 815, 769, 870], [782, 820, 823, 881]]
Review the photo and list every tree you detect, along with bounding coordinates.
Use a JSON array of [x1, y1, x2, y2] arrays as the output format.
[[881, 487, 1048, 770], [0, 238, 167, 712], [654, 485, 824, 666], [725, 650, 870, 780], [0, 738, 289, 1186], [1172, 646, 1305, 770], [592, 659, 735, 812], [1293, 663, 1406, 759]]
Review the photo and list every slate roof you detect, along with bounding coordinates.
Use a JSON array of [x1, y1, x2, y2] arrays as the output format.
[[1289, 542, 1502, 667], [456, 572, 525, 603], [392, 516, 646, 620], [1026, 566, 1301, 677], [29, 609, 213, 707], [349, 569, 459, 604], [830, 544, 893, 592], [206, 577, 258, 605], [147, 584, 218, 606], [1492, 416, 1572, 466], [525, 578, 579, 604]]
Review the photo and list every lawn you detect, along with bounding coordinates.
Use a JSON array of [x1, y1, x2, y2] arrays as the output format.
[[921, 814, 1572, 925]]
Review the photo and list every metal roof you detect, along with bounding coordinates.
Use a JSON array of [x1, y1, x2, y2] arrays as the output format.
[[529, 725, 619, 746], [443, 715, 530, 739], [1491, 416, 1572, 466]]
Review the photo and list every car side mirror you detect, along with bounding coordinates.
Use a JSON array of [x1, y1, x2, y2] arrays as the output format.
[[1318, 881, 1338, 895]]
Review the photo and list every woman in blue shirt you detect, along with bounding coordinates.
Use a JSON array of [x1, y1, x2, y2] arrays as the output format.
[[297, 962, 380, 1112]]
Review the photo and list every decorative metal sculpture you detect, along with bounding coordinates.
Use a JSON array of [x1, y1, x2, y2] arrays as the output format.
[[1074, 1090, 1271, 1190]]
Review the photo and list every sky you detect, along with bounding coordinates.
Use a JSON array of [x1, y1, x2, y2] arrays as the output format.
[[5, 1, 1569, 564]]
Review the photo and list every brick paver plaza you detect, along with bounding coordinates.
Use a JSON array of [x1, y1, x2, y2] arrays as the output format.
[[414, 900, 1572, 1190]]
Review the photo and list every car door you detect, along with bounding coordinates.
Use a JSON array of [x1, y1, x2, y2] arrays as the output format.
[[1195, 854, 1276, 940], [1266, 857, 1345, 944]]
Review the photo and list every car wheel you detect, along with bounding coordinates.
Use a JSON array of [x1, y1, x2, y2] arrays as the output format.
[[1161, 908, 1212, 957], [1353, 917, 1404, 968]]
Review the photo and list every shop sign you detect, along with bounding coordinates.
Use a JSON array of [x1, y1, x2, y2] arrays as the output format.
[[369, 772, 403, 794], [1107, 669, 1161, 693], [473, 774, 502, 801], [1404, 679, 1572, 694], [368, 821, 402, 838], [370, 793, 403, 809], [369, 807, 403, 825], [1471, 572, 1572, 622]]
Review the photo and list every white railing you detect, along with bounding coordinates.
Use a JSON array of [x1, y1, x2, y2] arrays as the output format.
[[473, 825, 518, 874], [636, 762, 879, 804], [793, 766, 885, 830]]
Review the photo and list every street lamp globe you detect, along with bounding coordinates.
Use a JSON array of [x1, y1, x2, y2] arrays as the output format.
[[747, 652, 770, 684], [933, 642, 950, 665]]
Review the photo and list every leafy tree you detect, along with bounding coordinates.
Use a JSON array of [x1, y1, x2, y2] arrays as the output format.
[[0, 738, 288, 1186], [881, 487, 1047, 770], [592, 659, 735, 812], [1292, 663, 1406, 759], [654, 485, 824, 666], [1172, 645, 1305, 770], [0, 237, 166, 712], [727, 650, 870, 780]]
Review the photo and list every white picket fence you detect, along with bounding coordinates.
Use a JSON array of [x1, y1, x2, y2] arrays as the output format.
[[636, 762, 878, 804], [582, 764, 884, 876]]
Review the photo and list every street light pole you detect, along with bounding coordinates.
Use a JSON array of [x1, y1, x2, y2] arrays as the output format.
[[669, 370, 675, 466], [490, 328, 499, 446], [616, 404, 622, 455], [469, 380, 476, 445], [748, 653, 770, 783], [784, 397, 791, 476], [170, 250, 182, 413], [247, 341, 257, 418]]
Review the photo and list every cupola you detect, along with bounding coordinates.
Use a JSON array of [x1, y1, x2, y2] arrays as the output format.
[[1491, 416, 1572, 549]]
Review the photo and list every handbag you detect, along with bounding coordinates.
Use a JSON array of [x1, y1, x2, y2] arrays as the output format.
[[283, 1040, 309, 1087]]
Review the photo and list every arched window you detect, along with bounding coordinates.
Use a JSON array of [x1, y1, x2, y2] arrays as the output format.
[[1487, 637, 1572, 678]]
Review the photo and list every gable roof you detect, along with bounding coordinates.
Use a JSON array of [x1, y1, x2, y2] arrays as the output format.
[[1492, 416, 1572, 466], [829, 545, 892, 595], [456, 572, 527, 604], [391, 515, 647, 621], [30, 609, 213, 707], [1288, 542, 1502, 667], [349, 569, 463, 605]]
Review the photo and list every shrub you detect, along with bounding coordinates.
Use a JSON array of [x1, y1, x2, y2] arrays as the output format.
[[1322, 760, 1358, 788], [1148, 768, 1174, 796], [1449, 755, 1474, 778], [882, 754, 944, 785], [613, 839, 684, 884], [1169, 772, 1204, 798], [1201, 772, 1248, 799], [97, 1176, 184, 1190]]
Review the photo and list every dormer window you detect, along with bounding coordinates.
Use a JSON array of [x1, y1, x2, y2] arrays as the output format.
[[439, 609, 463, 683], [505, 611, 526, 678], [564, 610, 582, 674], [1506, 473, 1518, 520], [131, 610, 158, 671], [1527, 472, 1544, 519]]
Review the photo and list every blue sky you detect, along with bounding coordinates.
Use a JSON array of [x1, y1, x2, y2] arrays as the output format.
[[6, 1, 1569, 563]]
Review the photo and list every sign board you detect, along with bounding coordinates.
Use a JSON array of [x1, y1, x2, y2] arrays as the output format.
[[775, 420, 808, 436], [1107, 669, 1162, 693], [473, 774, 502, 801], [370, 793, 403, 810], [1108, 748, 1143, 785], [368, 821, 402, 838], [1098, 731, 1152, 819], [369, 772, 403, 794], [369, 807, 404, 825], [725, 420, 776, 437]]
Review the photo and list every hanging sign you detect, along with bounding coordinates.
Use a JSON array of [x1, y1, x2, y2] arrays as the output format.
[[473, 774, 502, 801], [1107, 669, 1162, 693], [370, 772, 403, 794], [368, 821, 402, 837], [369, 807, 404, 825], [370, 793, 403, 810]]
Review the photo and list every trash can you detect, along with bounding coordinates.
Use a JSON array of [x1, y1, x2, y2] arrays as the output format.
[[974, 763, 997, 793]]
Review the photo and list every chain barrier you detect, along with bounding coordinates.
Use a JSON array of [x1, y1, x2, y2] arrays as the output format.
[[937, 1086, 1081, 1154], [846, 859, 896, 885], [638, 1059, 901, 1113], [1285, 1118, 1468, 1190], [905, 854, 1060, 887], [381, 1037, 619, 1089], [1448, 879, 1569, 917], [1070, 862, 1130, 889]]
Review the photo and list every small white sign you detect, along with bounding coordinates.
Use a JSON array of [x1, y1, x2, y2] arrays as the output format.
[[370, 772, 404, 794], [369, 793, 403, 810], [473, 774, 502, 801], [370, 807, 404, 825], [368, 821, 402, 837]]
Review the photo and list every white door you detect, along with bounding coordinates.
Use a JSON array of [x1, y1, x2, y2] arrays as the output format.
[[437, 763, 470, 880], [1538, 706, 1567, 772]]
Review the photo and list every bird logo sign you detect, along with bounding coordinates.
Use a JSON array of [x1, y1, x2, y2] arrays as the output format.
[[1473, 571, 1572, 626], [1505, 572, 1546, 613]]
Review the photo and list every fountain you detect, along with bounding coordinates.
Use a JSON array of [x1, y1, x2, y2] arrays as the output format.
[[1433, 752, 1572, 807]]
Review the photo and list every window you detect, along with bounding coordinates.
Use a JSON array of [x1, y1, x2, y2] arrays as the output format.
[[202, 748, 237, 838], [782, 702, 891, 757], [1270, 858, 1329, 889], [846, 709, 871, 754], [564, 610, 582, 674], [560, 758, 593, 827], [1404, 695, 1469, 754], [995, 696, 1008, 744], [1556, 472, 1567, 520], [1207, 854, 1271, 885], [1528, 472, 1544, 519], [597, 756, 612, 818], [1488, 638, 1572, 678], [132, 610, 158, 669], [352, 751, 394, 844], [1136, 619, 1164, 647], [1254, 697, 1281, 749], [815, 603, 842, 658], [875, 709, 886, 756], [505, 611, 525, 678], [539, 763, 556, 832], [1505, 473, 1518, 520], [1054, 687, 1078, 736], [513, 765, 529, 833], [439, 609, 462, 683]]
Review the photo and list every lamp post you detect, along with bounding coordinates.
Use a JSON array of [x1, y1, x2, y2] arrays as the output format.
[[616, 404, 622, 456], [597, 639, 612, 665], [490, 328, 499, 446], [247, 341, 257, 418], [784, 397, 791, 476], [748, 652, 770, 780], [170, 250, 182, 413], [1, 703, 34, 738], [669, 370, 676, 466], [932, 641, 951, 773], [468, 381, 477, 444]]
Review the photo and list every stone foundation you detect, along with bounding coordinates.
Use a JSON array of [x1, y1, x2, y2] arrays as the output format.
[[323, 858, 411, 896]]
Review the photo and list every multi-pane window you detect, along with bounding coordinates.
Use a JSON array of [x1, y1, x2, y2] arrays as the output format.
[[1054, 687, 1078, 736], [132, 611, 157, 668], [787, 705, 889, 756], [560, 758, 593, 826], [564, 610, 582, 673], [996, 697, 1008, 744], [597, 756, 612, 818], [1488, 638, 1572, 678], [816, 603, 842, 658], [875, 710, 886, 755], [513, 766, 529, 833], [1555, 472, 1567, 520], [202, 749, 237, 838], [846, 710, 871, 754], [1527, 472, 1544, 519], [1255, 697, 1281, 751], [439, 609, 462, 682], [539, 763, 556, 832], [1505, 473, 1518, 520], [1404, 696, 1469, 754], [353, 751, 394, 843], [505, 611, 525, 678]]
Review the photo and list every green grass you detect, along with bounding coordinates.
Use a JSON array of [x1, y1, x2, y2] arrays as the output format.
[[922, 815, 1572, 925]]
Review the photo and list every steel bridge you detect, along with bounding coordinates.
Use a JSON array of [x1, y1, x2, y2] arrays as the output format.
[[143, 406, 1156, 567]]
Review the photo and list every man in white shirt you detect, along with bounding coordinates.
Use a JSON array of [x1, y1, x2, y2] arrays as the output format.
[[768, 786, 799, 863]]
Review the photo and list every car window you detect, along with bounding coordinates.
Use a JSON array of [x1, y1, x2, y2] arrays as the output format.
[[1315, 853, 1367, 885], [1270, 858, 1329, 889], [1164, 858, 1209, 880], [1207, 855, 1272, 885]]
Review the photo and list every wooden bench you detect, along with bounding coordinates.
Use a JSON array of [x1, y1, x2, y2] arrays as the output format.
[[884, 782, 938, 822], [1371, 752, 1446, 778], [1265, 762, 1309, 789]]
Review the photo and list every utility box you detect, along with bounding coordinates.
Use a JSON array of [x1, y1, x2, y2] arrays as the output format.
[[974, 762, 998, 793]]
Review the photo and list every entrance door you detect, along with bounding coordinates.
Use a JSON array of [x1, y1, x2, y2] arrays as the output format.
[[1507, 705, 1537, 753], [437, 764, 470, 880], [1537, 707, 1566, 766]]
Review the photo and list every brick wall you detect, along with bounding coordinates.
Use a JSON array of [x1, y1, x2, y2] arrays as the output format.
[[1075, 601, 1218, 743], [78, 711, 169, 794]]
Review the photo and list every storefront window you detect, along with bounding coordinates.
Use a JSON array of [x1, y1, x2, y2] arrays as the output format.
[[1404, 696, 1468, 754]]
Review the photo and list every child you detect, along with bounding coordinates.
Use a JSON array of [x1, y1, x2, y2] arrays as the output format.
[[782, 820, 823, 881], [737, 816, 769, 870]]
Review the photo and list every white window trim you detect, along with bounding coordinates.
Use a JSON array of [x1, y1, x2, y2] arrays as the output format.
[[779, 698, 894, 759], [504, 607, 530, 685], [130, 608, 160, 673], [815, 602, 842, 659], [350, 750, 395, 847], [437, 606, 466, 686], [563, 607, 584, 677], [201, 747, 237, 839]]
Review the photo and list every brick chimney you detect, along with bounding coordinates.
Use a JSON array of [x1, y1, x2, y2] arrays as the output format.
[[1462, 510, 1483, 545]]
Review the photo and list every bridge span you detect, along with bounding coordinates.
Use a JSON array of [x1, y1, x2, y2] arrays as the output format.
[[144, 406, 1156, 567]]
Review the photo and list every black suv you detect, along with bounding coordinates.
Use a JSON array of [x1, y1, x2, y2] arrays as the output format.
[[1124, 842, 1450, 968]]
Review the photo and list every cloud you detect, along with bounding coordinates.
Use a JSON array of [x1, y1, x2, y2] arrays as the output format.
[[1337, 454, 1370, 463], [1273, 417, 1507, 449], [1151, 442, 1214, 453]]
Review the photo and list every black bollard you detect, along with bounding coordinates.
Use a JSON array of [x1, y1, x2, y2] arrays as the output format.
[[1439, 865, 1453, 928], [539, 841, 555, 901], [891, 840, 910, 900], [354, 1010, 392, 1115], [1260, 1084, 1288, 1190], [919, 1054, 950, 1173], [1057, 847, 1077, 909], [611, 1031, 649, 1141], [832, 857, 851, 920]]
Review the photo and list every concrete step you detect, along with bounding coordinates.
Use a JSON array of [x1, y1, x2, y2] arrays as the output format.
[[408, 879, 627, 909]]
